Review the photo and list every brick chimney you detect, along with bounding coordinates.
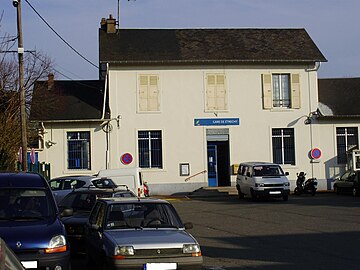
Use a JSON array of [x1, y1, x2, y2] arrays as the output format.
[[100, 15, 116, 34], [47, 73, 54, 90]]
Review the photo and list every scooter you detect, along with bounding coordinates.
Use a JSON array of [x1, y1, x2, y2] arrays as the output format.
[[294, 172, 317, 196]]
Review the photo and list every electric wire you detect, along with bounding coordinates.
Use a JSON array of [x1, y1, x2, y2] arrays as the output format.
[[23, 0, 99, 70], [29, 51, 101, 90]]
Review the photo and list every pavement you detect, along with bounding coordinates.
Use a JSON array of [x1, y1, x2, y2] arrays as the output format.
[[154, 186, 333, 200], [154, 186, 238, 199]]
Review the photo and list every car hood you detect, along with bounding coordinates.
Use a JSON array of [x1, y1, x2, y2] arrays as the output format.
[[0, 217, 65, 250], [61, 211, 90, 225], [105, 229, 197, 249]]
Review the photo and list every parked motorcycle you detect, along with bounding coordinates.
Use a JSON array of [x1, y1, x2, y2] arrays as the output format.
[[294, 172, 317, 196]]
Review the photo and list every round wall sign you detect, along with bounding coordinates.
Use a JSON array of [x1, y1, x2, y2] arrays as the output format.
[[311, 148, 322, 159], [121, 153, 133, 165]]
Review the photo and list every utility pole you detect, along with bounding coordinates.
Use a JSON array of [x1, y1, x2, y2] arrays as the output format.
[[13, 0, 28, 171]]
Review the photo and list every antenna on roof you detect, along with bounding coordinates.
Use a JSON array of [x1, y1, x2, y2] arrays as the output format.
[[117, 0, 136, 29]]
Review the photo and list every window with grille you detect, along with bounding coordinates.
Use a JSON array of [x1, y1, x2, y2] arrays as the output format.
[[138, 130, 163, 168], [262, 73, 300, 109], [272, 128, 295, 165], [336, 127, 359, 164], [272, 74, 291, 108], [67, 131, 91, 170]]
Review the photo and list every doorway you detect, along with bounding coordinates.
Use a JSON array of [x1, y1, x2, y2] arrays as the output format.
[[207, 130, 230, 187]]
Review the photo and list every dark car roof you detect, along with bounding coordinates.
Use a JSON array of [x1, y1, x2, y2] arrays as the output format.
[[98, 197, 167, 205], [0, 172, 47, 188], [71, 186, 134, 195]]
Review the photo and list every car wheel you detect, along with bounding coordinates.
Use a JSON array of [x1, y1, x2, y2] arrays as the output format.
[[334, 185, 340, 195], [352, 187, 358, 197], [238, 188, 244, 199], [86, 252, 96, 270], [250, 189, 258, 202]]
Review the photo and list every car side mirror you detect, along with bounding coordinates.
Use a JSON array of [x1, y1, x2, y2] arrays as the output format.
[[61, 208, 73, 217], [184, 222, 193, 230], [285, 172, 289, 176]]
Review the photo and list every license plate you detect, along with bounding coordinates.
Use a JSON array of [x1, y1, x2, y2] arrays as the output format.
[[21, 261, 38, 269], [144, 263, 177, 270], [269, 191, 281, 194]]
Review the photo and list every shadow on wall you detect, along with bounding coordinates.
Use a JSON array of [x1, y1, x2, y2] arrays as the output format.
[[324, 156, 345, 190]]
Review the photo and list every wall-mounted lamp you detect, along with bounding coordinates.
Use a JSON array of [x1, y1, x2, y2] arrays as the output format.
[[46, 140, 56, 147], [304, 109, 320, 125]]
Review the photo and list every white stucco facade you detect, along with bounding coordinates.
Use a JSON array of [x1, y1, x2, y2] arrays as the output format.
[[36, 63, 359, 195]]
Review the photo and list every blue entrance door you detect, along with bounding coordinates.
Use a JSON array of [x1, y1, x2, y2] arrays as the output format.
[[207, 145, 218, 187]]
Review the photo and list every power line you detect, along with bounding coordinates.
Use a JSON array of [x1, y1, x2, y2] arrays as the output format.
[[24, 0, 99, 70], [29, 51, 101, 90]]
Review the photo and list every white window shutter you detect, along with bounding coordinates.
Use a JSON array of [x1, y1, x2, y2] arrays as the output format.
[[262, 74, 273, 109], [139, 75, 149, 111], [291, 74, 301, 109], [148, 75, 160, 111], [206, 74, 216, 110], [216, 74, 227, 110]]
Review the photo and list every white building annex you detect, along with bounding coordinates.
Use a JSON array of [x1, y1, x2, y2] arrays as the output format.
[[30, 16, 360, 195]]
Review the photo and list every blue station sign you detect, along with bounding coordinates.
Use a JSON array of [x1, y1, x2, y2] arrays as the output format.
[[194, 118, 240, 126]]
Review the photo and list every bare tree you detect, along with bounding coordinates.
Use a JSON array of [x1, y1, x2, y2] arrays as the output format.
[[0, 20, 53, 171]]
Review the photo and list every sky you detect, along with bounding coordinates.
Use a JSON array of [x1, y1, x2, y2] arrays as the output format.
[[1, 0, 360, 80]]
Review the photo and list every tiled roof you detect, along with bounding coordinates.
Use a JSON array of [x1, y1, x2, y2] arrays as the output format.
[[99, 28, 327, 64], [30, 80, 108, 121], [318, 78, 360, 117]]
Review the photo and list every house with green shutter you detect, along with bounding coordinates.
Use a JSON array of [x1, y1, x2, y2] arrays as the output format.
[[30, 16, 360, 194]]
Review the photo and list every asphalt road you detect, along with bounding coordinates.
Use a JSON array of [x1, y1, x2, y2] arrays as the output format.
[[72, 192, 360, 270]]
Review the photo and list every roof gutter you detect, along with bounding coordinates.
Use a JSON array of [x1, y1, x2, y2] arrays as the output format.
[[100, 59, 327, 65], [31, 119, 107, 123], [305, 61, 321, 72]]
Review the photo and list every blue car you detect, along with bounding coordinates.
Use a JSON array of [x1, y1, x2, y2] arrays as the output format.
[[0, 172, 71, 270]]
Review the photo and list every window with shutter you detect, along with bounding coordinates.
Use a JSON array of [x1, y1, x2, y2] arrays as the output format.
[[206, 74, 227, 111], [138, 75, 160, 112], [262, 73, 300, 109]]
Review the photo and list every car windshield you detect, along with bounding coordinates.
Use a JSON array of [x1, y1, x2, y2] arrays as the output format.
[[105, 202, 183, 230], [0, 189, 55, 219], [59, 193, 97, 212], [253, 165, 284, 177]]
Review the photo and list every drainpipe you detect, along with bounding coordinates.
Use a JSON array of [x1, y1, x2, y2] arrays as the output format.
[[101, 63, 110, 169], [101, 63, 109, 120], [305, 62, 320, 178]]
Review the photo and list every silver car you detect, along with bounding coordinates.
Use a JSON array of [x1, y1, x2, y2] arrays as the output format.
[[48, 175, 116, 204], [85, 197, 203, 270]]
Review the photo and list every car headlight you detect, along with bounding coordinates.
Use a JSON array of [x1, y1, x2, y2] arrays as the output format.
[[114, 246, 135, 258], [45, 235, 67, 253], [183, 244, 201, 257]]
